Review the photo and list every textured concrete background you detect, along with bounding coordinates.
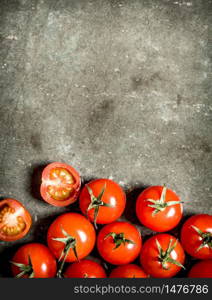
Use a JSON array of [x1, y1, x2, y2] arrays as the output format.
[[0, 0, 211, 277]]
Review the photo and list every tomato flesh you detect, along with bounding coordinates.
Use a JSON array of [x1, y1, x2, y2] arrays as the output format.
[[0, 199, 32, 242], [0, 205, 26, 236], [47, 168, 75, 201], [40, 162, 81, 207]]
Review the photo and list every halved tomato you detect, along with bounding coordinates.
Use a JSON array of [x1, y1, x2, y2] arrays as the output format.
[[0, 199, 32, 242], [40, 162, 81, 207]]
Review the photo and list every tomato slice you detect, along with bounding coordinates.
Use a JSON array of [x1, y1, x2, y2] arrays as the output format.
[[0, 199, 32, 242], [40, 162, 81, 207]]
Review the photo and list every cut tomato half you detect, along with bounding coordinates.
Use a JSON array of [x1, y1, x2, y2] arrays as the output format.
[[40, 162, 81, 207], [0, 199, 32, 242]]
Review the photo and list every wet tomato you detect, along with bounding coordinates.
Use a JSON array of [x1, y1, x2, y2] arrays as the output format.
[[181, 214, 212, 259], [140, 234, 185, 278], [136, 186, 183, 232], [40, 162, 81, 207], [0, 199, 32, 242], [47, 213, 96, 277], [109, 264, 148, 278], [188, 260, 212, 278], [11, 243, 57, 278], [79, 178, 126, 228], [64, 259, 106, 278], [97, 221, 142, 265]]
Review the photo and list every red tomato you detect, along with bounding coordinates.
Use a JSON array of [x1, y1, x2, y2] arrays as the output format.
[[97, 221, 142, 265], [0, 199, 32, 242], [64, 260, 107, 278], [188, 260, 212, 278], [79, 179, 126, 228], [40, 162, 81, 207], [109, 264, 148, 278], [47, 213, 96, 276], [11, 243, 56, 278], [140, 234, 185, 278], [136, 186, 183, 232], [181, 214, 212, 259]]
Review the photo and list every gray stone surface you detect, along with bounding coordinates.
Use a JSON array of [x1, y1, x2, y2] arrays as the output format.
[[0, 0, 211, 277]]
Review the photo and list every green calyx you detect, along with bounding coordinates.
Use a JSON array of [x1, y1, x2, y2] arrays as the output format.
[[10, 256, 34, 278], [104, 232, 135, 250], [191, 225, 212, 252], [52, 227, 78, 278], [156, 238, 185, 270], [86, 183, 111, 229], [147, 185, 183, 216]]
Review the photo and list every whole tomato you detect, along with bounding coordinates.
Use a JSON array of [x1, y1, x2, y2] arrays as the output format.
[[188, 260, 212, 278], [0, 198, 32, 242], [11, 243, 56, 278], [97, 221, 142, 265], [64, 259, 106, 278], [136, 186, 183, 232], [40, 162, 81, 207], [79, 179, 126, 228], [140, 233, 185, 278], [47, 213, 96, 277], [181, 214, 212, 259], [109, 264, 148, 278]]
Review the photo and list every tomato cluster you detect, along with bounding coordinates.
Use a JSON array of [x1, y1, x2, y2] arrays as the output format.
[[0, 162, 211, 278]]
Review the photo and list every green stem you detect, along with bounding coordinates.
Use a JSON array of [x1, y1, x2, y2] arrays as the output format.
[[104, 232, 135, 249], [53, 227, 79, 278], [156, 238, 185, 270], [86, 183, 111, 228], [192, 225, 212, 251], [10, 256, 34, 278], [147, 185, 183, 216]]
